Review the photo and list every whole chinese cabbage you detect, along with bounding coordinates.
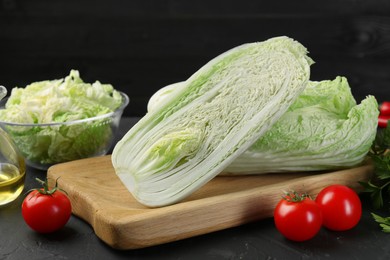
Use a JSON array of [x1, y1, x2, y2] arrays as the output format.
[[112, 36, 313, 207]]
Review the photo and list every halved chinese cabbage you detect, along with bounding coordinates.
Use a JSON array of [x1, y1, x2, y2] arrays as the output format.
[[112, 36, 312, 207], [149, 77, 379, 175]]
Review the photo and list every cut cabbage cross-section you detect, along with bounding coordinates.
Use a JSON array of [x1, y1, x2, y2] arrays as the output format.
[[148, 77, 379, 175], [112, 36, 313, 207]]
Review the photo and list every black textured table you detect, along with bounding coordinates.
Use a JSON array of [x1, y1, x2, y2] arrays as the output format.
[[1, 117, 390, 260]]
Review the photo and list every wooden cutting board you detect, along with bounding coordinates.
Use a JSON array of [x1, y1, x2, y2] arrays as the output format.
[[47, 155, 373, 250]]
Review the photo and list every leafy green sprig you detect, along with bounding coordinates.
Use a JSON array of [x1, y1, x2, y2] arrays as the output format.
[[371, 213, 390, 233], [360, 124, 390, 231]]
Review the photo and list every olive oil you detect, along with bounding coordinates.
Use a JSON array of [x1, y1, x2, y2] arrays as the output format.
[[0, 163, 25, 206]]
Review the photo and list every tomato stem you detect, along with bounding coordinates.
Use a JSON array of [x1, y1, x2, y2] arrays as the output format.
[[282, 191, 311, 202], [25, 177, 68, 198]]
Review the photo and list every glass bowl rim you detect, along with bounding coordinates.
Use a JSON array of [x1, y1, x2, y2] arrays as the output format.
[[0, 91, 129, 127]]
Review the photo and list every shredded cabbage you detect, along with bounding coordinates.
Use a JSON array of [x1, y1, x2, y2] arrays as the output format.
[[0, 70, 123, 165], [112, 36, 313, 207], [0, 70, 122, 124]]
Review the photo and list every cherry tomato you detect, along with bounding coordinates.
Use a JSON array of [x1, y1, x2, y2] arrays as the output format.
[[378, 114, 390, 128], [315, 184, 361, 231], [380, 101, 390, 116], [22, 178, 72, 233], [274, 192, 322, 242]]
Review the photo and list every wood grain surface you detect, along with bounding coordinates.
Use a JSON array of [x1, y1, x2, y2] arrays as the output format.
[[47, 155, 373, 250]]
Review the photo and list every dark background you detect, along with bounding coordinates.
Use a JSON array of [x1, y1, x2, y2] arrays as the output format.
[[1, 0, 390, 117]]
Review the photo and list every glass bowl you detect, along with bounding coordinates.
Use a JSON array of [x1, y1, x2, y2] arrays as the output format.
[[0, 92, 129, 170]]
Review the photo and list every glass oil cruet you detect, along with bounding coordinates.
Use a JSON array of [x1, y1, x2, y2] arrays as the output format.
[[0, 85, 26, 206]]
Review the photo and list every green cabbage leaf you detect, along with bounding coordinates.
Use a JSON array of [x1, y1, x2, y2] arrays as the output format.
[[225, 77, 378, 174]]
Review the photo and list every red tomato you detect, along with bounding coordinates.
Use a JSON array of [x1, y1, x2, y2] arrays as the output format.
[[22, 184, 72, 233], [315, 184, 361, 231], [380, 101, 390, 116], [274, 192, 322, 242], [378, 114, 390, 128]]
